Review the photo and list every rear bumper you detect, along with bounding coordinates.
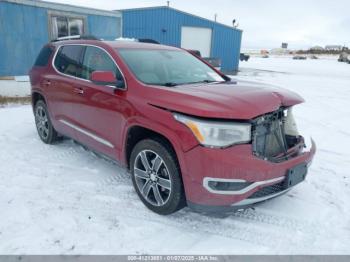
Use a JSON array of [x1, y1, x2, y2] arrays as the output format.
[[181, 138, 316, 209]]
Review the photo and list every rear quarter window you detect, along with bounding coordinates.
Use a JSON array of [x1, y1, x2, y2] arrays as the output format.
[[34, 46, 53, 67]]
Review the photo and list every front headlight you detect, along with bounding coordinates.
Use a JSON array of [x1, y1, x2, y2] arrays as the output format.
[[174, 113, 251, 148]]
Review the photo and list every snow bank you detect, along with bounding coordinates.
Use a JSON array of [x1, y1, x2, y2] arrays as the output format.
[[0, 77, 30, 97]]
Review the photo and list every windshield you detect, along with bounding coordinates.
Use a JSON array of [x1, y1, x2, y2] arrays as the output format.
[[118, 49, 225, 86]]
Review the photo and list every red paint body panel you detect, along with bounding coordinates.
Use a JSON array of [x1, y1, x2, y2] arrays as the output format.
[[141, 81, 304, 119], [182, 140, 316, 206], [29, 40, 316, 209]]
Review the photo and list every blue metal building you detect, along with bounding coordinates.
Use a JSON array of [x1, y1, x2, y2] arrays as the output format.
[[0, 0, 122, 76], [121, 6, 242, 73]]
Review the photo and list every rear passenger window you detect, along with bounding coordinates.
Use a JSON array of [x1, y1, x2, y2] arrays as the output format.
[[34, 46, 53, 67], [81, 46, 122, 80], [54, 45, 84, 77]]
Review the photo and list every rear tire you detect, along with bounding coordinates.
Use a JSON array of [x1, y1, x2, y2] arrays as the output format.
[[34, 100, 60, 144], [130, 138, 186, 215]]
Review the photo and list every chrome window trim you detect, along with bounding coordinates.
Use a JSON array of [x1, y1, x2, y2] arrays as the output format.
[[203, 176, 285, 195], [51, 43, 127, 90], [59, 119, 114, 148]]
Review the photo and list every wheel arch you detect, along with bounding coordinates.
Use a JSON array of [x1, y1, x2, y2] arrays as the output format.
[[31, 91, 47, 109], [31, 91, 58, 133], [124, 125, 177, 168]]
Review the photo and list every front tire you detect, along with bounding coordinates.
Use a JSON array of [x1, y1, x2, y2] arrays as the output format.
[[34, 100, 59, 144], [130, 139, 186, 215]]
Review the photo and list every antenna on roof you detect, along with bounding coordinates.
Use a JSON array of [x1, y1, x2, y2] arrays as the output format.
[[167, 1, 170, 7]]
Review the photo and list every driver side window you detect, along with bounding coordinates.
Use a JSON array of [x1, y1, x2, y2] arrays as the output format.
[[81, 46, 122, 81]]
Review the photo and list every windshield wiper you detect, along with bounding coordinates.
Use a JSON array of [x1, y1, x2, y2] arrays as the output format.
[[156, 80, 220, 87], [186, 80, 222, 85], [164, 81, 214, 86], [150, 82, 178, 87], [163, 82, 178, 87]]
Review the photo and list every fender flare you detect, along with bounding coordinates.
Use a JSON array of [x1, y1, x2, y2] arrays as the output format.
[[121, 118, 190, 177]]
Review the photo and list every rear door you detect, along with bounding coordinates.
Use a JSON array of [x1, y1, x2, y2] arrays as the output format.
[[48, 45, 85, 139]]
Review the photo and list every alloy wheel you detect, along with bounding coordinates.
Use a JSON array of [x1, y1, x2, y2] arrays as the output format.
[[133, 150, 172, 206], [35, 105, 49, 140]]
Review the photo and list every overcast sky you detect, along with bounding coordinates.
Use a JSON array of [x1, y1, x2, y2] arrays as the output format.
[[46, 0, 350, 50]]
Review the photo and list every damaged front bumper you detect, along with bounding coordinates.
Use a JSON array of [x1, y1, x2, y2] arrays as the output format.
[[182, 137, 316, 213]]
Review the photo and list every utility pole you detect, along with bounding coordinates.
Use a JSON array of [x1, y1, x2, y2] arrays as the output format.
[[167, 1, 170, 7], [214, 13, 217, 22]]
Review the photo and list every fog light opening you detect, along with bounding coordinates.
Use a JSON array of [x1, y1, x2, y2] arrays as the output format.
[[208, 180, 253, 191]]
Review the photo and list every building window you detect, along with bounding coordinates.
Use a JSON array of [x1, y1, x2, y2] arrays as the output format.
[[48, 12, 86, 40]]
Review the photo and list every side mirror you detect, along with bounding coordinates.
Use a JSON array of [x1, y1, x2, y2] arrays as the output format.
[[90, 71, 125, 89]]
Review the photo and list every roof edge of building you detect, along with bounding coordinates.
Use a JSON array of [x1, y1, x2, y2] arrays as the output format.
[[117, 6, 242, 32], [2, 0, 122, 17]]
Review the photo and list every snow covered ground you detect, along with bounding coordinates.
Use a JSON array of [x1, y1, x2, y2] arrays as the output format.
[[0, 57, 349, 254], [0, 76, 30, 97]]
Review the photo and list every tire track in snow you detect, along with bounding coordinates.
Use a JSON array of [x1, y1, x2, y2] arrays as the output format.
[[2, 133, 303, 235], [231, 208, 318, 234], [0, 109, 338, 253], [27, 167, 325, 252], [27, 139, 325, 250], [56, 146, 323, 246], [61, 196, 321, 252]]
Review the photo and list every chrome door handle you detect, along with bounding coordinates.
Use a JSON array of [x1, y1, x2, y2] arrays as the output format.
[[73, 87, 84, 95]]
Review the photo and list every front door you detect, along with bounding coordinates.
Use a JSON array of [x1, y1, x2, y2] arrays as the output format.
[[70, 45, 127, 159]]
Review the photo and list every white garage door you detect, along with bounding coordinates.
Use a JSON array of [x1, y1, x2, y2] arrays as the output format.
[[181, 26, 212, 57]]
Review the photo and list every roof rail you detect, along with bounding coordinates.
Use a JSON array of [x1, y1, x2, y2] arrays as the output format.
[[138, 38, 160, 44], [114, 38, 160, 44], [51, 35, 100, 42]]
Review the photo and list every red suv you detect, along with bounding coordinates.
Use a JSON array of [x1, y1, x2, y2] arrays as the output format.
[[29, 39, 316, 215]]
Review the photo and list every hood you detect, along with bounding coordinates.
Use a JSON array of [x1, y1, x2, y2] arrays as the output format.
[[147, 80, 304, 120]]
